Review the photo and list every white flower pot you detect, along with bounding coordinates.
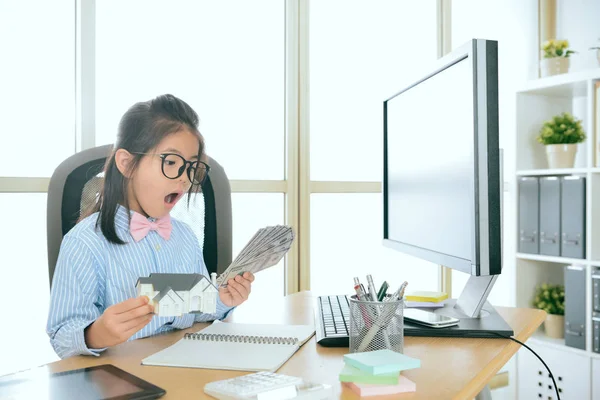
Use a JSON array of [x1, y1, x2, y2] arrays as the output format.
[[545, 144, 577, 169], [544, 314, 564, 339], [540, 57, 570, 77]]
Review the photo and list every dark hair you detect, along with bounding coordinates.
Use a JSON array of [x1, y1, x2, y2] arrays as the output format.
[[83, 94, 204, 244]]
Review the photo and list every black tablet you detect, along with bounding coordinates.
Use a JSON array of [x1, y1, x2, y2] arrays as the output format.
[[0, 364, 166, 400]]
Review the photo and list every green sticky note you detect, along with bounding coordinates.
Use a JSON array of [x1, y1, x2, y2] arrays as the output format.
[[343, 349, 421, 375], [339, 364, 400, 384]]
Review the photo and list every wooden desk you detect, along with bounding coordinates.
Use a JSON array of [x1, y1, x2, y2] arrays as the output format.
[[47, 292, 545, 400]]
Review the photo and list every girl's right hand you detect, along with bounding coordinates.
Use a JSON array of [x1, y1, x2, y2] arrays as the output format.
[[85, 296, 154, 349]]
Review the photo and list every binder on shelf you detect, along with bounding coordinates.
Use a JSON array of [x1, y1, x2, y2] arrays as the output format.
[[593, 268, 600, 313], [594, 81, 600, 167], [560, 176, 586, 259], [593, 319, 600, 354], [565, 265, 586, 350], [539, 177, 561, 256], [518, 177, 540, 254]]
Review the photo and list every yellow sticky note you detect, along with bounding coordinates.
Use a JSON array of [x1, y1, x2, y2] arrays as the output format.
[[404, 291, 448, 303]]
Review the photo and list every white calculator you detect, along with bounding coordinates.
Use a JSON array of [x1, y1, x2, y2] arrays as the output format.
[[204, 371, 333, 400]]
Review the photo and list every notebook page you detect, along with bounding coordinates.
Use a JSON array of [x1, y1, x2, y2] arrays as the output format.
[[199, 321, 315, 345], [141, 338, 298, 372]]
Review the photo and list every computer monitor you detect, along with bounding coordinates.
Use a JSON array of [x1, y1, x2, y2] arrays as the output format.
[[383, 39, 512, 337]]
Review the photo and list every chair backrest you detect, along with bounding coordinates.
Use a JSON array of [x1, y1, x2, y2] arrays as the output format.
[[46, 145, 232, 287]]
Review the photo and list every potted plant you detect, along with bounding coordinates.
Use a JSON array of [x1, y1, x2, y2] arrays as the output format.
[[533, 283, 565, 339], [536, 112, 586, 169], [540, 39, 576, 77]]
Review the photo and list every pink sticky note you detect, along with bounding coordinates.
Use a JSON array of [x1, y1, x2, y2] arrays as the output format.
[[343, 375, 416, 396]]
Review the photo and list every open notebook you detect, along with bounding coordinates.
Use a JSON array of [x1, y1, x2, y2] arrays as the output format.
[[141, 321, 315, 372]]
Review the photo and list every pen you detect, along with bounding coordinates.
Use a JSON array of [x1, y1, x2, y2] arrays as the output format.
[[366, 274, 378, 302], [398, 281, 408, 300], [386, 281, 408, 302], [377, 281, 389, 301], [353, 277, 372, 326], [366, 277, 392, 349], [353, 277, 365, 300], [360, 284, 371, 301]]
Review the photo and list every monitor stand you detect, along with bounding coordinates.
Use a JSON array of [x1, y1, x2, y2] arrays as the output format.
[[404, 275, 514, 338]]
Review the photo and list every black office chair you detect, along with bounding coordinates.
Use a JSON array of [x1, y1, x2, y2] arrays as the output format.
[[46, 144, 232, 287]]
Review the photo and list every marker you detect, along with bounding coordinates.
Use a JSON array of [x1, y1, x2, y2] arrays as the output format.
[[353, 277, 372, 326], [377, 281, 389, 301], [366, 274, 378, 302]]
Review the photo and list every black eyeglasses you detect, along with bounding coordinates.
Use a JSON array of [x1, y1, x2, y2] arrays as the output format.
[[132, 152, 210, 185]]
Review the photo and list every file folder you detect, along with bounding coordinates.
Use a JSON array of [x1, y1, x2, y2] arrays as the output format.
[[518, 177, 539, 254], [593, 319, 600, 354], [560, 176, 586, 259], [593, 269, 600, 313], [539, 177, 560, 256], [565, 265, 586, 350]]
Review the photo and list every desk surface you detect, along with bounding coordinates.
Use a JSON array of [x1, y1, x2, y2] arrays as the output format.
[[47, 292, 545, 400]]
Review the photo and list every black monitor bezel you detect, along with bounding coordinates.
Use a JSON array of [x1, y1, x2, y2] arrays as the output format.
[[382, 38, 501, 276]]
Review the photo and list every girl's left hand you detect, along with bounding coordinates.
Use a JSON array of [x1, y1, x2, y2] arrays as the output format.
[[218, 272, 255, 307]]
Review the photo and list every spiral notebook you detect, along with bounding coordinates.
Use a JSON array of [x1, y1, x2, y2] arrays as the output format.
[[141, 321, 315, 372]]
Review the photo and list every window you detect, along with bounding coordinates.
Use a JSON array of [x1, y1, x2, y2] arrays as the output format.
[[310, 194, 439, 295], [95, 0, 285, 181], [309, 0, 437, 181], [0, 0, 75, 176], [232, 193, 285, 299], [0, 2, 447, 377], [0, 0, 75, 376], [0, 194, 58, 376], [308, 1, 440, 293]]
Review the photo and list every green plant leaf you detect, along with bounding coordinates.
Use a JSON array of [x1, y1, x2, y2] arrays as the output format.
[[533, 283, 565, 315], [536, 112, 586, 145]]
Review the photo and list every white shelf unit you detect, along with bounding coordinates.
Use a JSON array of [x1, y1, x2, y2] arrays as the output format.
[[516, 167, 588, 176], [516, 252, 592, 266], [515, 68, 600, 398]]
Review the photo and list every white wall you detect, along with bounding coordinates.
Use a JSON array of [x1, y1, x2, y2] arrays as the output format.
[[556, 0, 600, 71]]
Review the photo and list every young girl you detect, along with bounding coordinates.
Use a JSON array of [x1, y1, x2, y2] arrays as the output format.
[[46, 94, 254, 359]]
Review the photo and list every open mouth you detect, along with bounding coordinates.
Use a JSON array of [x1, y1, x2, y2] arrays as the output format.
[[164, 192, 182, 205]]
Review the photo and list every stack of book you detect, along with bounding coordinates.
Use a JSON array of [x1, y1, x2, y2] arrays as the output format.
[[339, 349, 420, 397], [404, 290, 448, 308]]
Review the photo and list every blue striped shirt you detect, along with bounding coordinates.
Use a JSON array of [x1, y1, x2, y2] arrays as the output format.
[[46, 205, 233, 359]]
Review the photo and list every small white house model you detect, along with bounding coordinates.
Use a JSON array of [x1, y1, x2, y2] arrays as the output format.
[[135, 273, 219, 317]]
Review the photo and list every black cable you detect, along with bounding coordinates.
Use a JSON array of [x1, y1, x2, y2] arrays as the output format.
[[489, 332, 560, 400]]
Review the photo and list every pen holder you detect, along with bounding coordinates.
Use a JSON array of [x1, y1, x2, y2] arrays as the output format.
[[348, 295, 404, 354]]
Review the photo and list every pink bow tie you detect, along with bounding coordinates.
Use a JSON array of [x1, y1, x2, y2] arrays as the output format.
[[130, 212, 172, 242]]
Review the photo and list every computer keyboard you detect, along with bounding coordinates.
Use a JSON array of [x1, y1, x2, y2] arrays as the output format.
[[314, 295, 350, 347]]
